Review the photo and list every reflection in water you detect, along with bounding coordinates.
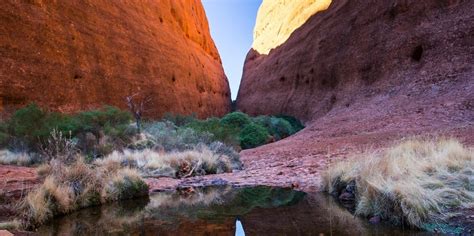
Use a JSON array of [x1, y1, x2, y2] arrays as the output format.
[[37, 186, 424, 235]]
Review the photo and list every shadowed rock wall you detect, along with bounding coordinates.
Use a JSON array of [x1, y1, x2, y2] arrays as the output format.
[[237, 0, 473, 123]]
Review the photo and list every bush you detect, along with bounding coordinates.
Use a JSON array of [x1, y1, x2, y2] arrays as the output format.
[[98, 145, 240, 179], [39, 129, 79, 163], [208, 141, 242, 170], [0, 123, 9, 148], [21, 158, 148, 228], [106, 168, 149, 200], [0, 150, 39, 166], [75, 106, 133, 136], [254, 116, 294, 140], [163, 113, 197, 126], [1, 105, 303, 164], [6, 104, 80, 144], [140, 121, 214, 152], [239, 123, 270, 149], [322, 138, 474, 230], [186, 118, 240, 148], [276, 115, 305, 132], [220, 112, 252, 129], [7, 104, 47, 147], [2, 104, 134, 159]]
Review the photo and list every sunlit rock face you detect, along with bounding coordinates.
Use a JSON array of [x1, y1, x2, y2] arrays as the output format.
[[0, 0, 231, 118], [237, 0, 474, 123], [253, 0, 332, 54]]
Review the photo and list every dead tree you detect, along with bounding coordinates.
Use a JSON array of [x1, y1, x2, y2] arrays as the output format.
[[125, 92, 152, 133]]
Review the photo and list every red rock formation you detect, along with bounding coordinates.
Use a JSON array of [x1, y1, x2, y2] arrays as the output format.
[[234, 0, 474, 196], [0, 0, 231, 118], [237, 0, 473, 124]]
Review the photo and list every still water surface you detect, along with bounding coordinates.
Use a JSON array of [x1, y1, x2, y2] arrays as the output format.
[[37, 186, 425, 235]]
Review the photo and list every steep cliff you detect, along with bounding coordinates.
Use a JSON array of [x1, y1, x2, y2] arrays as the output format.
[[0, 0, 231, 118], [235, 0, 473, 198], [252, 0, 331, 55], [237, 0, 473, 123]]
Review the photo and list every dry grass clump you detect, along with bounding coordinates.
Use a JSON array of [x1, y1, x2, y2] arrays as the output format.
[[36, 163, 52, 177], [322, 138, 473, 228], [0, 150, 37, 166], [0, 220, 21, 230], [97, 146, 235, 179], [21, 158, 148, 228]]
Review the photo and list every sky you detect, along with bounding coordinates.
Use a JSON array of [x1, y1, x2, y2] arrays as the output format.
[[202, 0, 262, 100]]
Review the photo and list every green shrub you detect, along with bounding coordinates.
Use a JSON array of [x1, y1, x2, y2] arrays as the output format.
[[4, 104, 133, 156], [186, 118, 240, 148], [253, 116, 294, 140], [220, 112, 252, 129], [0, 123, 9, 147], [239, 123, 270, 149], [75, 106, 132, 135], [6, 104, 79, 149], [41, 113, 81, 136], [163, 113, 197, 126], [275, 115, 305, 132], [270, 117, 294, 139], [141, 121, 214, 152], [74, 107, 134, 158], [0, 132, 8, 147], [7, 104, 47, 139]]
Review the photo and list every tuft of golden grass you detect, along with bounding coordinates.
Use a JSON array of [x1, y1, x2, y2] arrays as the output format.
[[21, 158, 148, 228], [0, 220, 21, 230], [0, 150, 35, 166], [322, 138, 473, 228], [36, 164, 51, 177], [97, 147, 233, 178]]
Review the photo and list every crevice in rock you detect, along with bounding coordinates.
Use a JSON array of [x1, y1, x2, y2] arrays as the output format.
[[411, 45, 424, 62]]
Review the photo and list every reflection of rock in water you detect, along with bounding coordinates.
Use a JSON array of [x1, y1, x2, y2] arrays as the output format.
[[37, 187, 422, 235]]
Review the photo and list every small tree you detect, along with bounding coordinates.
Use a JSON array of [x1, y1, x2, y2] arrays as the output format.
[[125, 93, 152, 133]]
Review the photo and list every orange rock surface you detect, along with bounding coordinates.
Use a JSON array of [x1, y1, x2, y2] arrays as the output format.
[[253, 0, 331, 55], [0, 0, 231, 118]]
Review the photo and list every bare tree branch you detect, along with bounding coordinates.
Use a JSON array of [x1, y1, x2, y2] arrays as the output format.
[[125, 92, 153, 133]]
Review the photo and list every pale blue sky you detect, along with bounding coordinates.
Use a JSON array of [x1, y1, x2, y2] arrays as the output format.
[[202, 0, 262, 100]]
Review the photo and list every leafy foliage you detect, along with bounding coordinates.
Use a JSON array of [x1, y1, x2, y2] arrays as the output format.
[[239, 123, 270, 149], [276, 115, 305, 132], [75, 106, 132, 136], [253, 116, 294, 140], [220, 112, 252, 128], [185, 118, 240, 148], [163, 113, 197, 126], [0, 104, 133, 160], [167, 112, 304, 150], [0, 104, 303, 166]]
